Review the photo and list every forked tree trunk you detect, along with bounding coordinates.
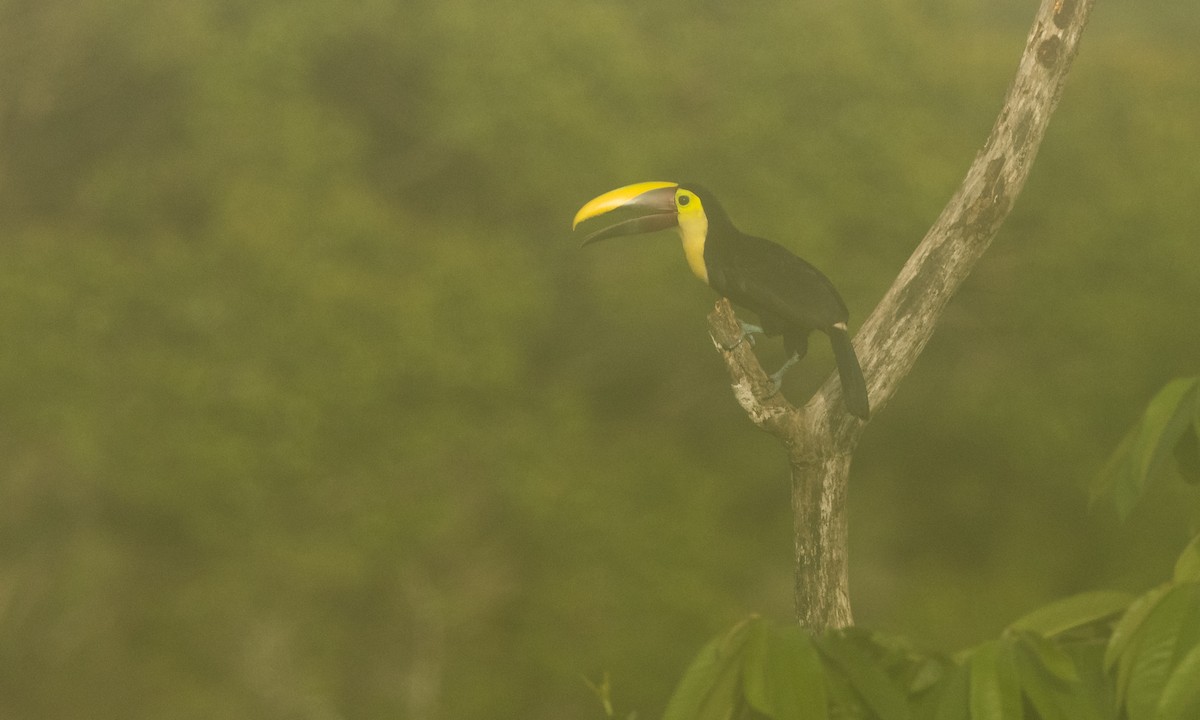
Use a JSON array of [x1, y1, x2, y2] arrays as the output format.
[[707, 0, 1097, 631]]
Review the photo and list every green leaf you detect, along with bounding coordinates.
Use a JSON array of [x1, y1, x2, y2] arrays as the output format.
[[1092, 429, 1136, 510], [742, 620, 772, 715], [968, 639, 1022, 720], [929, 663, 971, 720], [1175, 416, 1200, 484], [1157, 641, 1200, 720], [1014, 632, 1078, 683], [821, 663, 870, 719], [663, 618, 757, 720], [742, 624, 827, 720], [1012, 640, 1082, 720], [1106, 584, 1170, 673], [1007, 590, 1133, 637], [1065, 641, 1119, 719], [1174, 535, 1200, 583], [1134, 378, 1199, 482], [909, 658, 948, 695], [816, 632, 911, 720], [1096, 377, 1200, 520], [1123, 584, 1198, 720]]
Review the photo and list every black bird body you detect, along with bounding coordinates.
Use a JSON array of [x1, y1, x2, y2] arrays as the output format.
[[707, 233, 847, 355], [697, 194, 846, 352], [574, 181, 870, 420]]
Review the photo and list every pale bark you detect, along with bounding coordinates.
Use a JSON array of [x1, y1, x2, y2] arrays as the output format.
[[707, 0, 1097, 630]]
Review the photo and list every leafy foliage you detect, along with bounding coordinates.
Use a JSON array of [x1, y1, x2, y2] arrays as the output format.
[[661, 379, 1200, 720], [662, 578, 1200, 720]]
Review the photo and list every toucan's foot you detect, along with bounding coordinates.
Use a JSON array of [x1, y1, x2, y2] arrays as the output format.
[[718, 321, 766, 351], [738, 321, 764, 348], [767, 353, 801, 396]]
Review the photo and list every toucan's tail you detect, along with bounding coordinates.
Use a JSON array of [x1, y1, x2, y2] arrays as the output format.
[[828, 325, 870, 420]]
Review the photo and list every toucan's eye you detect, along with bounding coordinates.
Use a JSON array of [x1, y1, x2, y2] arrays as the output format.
[[678, 195, 691, 207]]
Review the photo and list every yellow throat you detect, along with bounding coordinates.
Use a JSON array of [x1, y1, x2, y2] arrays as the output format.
[[677, 210, 709, 284]]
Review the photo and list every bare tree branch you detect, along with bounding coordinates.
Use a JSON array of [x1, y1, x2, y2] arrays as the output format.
[[707, 0, 1097, 630]]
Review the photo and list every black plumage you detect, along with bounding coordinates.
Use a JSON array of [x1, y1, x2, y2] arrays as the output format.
[[691, 187, 870, 419]]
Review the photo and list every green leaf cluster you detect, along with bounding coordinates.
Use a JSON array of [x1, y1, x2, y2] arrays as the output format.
[[664, 577, 1200, 720], [662, 379, 1200, 720]]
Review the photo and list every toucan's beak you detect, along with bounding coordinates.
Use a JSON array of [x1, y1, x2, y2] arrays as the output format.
[[572, 181, 679, 247]]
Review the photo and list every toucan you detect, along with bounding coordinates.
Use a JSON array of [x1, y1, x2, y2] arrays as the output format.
[[573, 181, 870, 420]]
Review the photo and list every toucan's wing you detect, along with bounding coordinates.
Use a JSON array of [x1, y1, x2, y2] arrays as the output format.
[[710, 234, 849, 331]]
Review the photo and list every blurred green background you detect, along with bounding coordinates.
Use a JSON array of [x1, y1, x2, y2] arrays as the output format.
[[1, 0, 1198, 717]]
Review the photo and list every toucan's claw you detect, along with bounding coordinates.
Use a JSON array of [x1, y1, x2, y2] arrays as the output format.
[[738, 321, 764, 348], [717, 320, 764, 351], [767, 352, 801, 396]]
